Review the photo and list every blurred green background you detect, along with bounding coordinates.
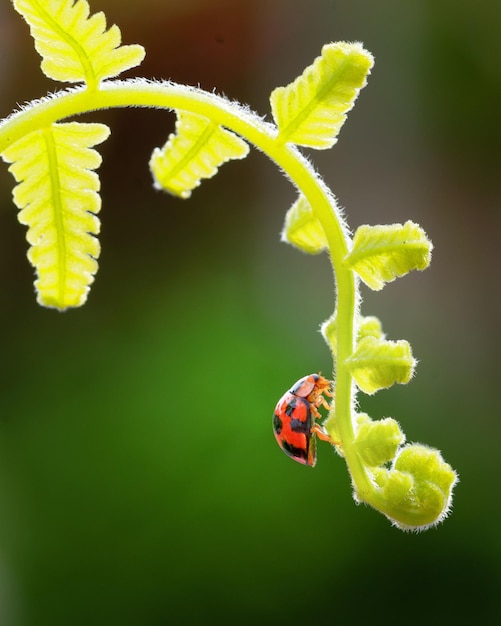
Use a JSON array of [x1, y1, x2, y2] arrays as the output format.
[[0, 0, 500, 624]]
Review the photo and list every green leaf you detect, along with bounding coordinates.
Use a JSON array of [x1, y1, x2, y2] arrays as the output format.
[[344, 221, 433, 291], [270, 42, 374, 149], [322, 314, 385, 355], [150, 111, 249, 199], [354, 414, 405, 467], [1, 122, 109, 309], [13, 0, 145, 87], [357, 315, 385, 342], [346, 336, 415, 394], [373, 444, 458, 530], [281, 195, 327, 254]]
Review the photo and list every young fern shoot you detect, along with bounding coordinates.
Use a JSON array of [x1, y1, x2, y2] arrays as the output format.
[[0, 0, 457, 531]]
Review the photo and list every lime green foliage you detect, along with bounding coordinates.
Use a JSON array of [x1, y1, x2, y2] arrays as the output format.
[[357, 315, 385, 341], [1, 122, 109, 308], [13, 0, 145, 88], [150, 112, 249, 199], [345, 221, 433, 290], [372, 445, 457, 530], [322, 314, 384, 354], [281, 195, 327, 253], [346, 336, 415, 394], [0, 0, 457, 530], [271, 42, 374, 148], [354, 414, 405, 467], [4, 0, 145, 307]]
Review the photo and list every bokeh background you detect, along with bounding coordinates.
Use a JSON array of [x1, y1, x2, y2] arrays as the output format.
[[0, 1, 500, 624]]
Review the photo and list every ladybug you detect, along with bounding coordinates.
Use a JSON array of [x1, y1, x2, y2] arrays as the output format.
[[273, 373, 335, 467]]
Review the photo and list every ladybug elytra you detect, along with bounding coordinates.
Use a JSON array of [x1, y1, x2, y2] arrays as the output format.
[[273, 373, 335, 467]]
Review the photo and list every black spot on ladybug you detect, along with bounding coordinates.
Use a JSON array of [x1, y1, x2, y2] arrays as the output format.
[[282, 440, 308, 463], [290, 417, 310, 435], [273, 412, 282, 435]]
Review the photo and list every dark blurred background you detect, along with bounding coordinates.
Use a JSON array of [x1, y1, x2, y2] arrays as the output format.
[[0, 1, 500, 624]]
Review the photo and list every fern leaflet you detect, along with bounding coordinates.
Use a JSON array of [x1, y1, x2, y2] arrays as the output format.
[[281, 194, 327, 254], [270, 42, 373, 149], [1, 122, 110, 309], [13, 0, 145, 87], [150, 112, 249, 199], [346, 336, 415, 395], [344, 221, 433, 291]]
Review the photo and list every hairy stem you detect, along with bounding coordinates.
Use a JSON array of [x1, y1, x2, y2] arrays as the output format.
[[0, 79, 376, 504]]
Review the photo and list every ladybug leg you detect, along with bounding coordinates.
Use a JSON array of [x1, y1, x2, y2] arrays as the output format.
[[310, 395, 334, 414], [311, 423, 339, 446], [310, 404, 323, 419], [318, 396, 334, 411]]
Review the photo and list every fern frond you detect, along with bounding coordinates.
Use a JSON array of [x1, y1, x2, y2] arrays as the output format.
[[281, 194, 327, 254], [270, 42, 374, 149], [150, 111, 249, 199], [344, 221, 433, 291], [13, 0, 145, 87], [346, 336, 415, 394], [1, 122, 110, 309]]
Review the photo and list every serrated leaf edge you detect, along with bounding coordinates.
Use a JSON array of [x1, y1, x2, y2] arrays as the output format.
[[13, 0, 145, 86], [150, 111, 249, 199], [270, 41, 374, 149], [1, 121, 110, 309], [344, 221, 433, 290]]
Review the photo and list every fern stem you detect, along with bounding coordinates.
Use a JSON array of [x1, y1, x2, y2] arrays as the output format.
[[0, 79, 375, 499]]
